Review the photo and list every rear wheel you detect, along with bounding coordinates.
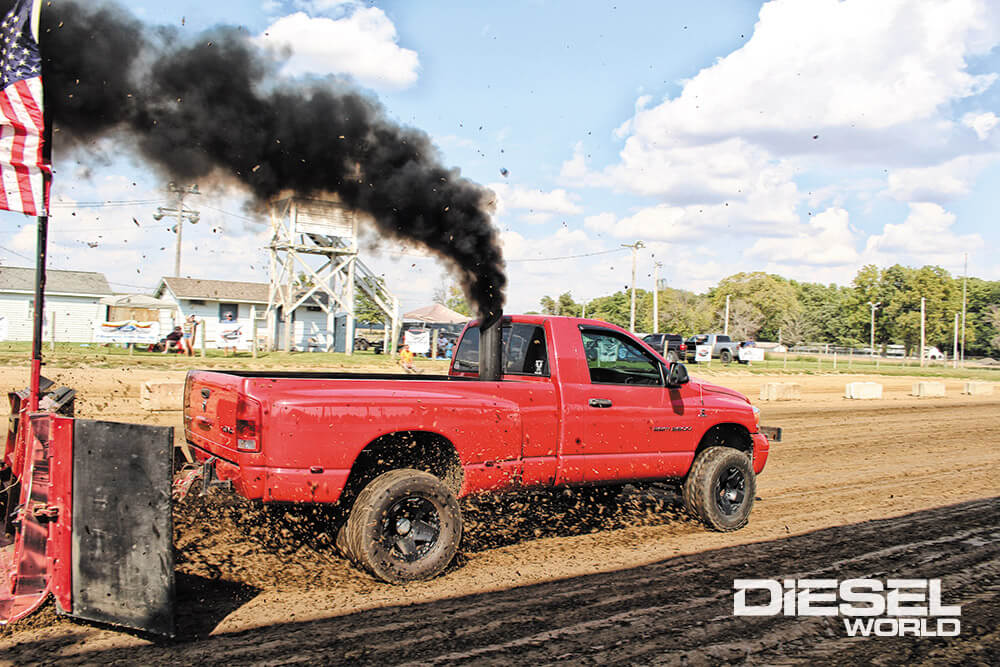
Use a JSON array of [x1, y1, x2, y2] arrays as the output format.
[[666, 350, 680, 363], [344, 469, 462, 583], [720, 349, 733, 364], [682, 447, 755, 531]]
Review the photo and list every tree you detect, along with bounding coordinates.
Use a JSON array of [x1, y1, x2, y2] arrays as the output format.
[[989, 306, 1000, 354], [433, 279, 471, 316], [540, 292, 581, 316], [355, 276, 388, 325], [655, 287, 713, 336], [708, 272, 799, 340], [715, 298, 763, 340]]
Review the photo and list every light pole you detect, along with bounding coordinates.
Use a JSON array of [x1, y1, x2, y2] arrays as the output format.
[[653, 260, 662, 334], [868, 301, 881, 357], [723, 294, 731, 337], [622, 240, 644, 332], [153, 183, 201, 277]]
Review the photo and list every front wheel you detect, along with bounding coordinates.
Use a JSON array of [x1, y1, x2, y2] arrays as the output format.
[[682, 447, 756, 531], [343, 469, 463, 583]]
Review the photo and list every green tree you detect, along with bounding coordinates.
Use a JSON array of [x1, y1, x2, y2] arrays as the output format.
[[433, 280, 471, 316], [655, 287, 713, 336], [586, 289, 654, 330], [708, 272, 799, 340], [966, 278, 1000, 356], [540, 292, 581, 316], [355, 276, 388, 325]]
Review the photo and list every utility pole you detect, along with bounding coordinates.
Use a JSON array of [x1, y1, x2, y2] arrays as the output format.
[[653, 261, 662, 334], [154, 183, 201, 277], [960, 252, 967, 366], [953, 312, 959, 369], [920, 297, 926, 367], [868, 301, 881, 357], [723, 294, 731, 336], [622, 240, 644, 332]]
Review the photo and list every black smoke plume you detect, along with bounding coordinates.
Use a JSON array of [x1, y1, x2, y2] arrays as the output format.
[[40, 1, 504, 320]]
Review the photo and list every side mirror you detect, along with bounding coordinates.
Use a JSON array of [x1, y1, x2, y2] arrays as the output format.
[[666, 362, 689, 387]]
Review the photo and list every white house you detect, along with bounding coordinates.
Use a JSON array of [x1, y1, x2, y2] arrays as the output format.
[[153, 277, 342, 350], [0, 267, 112, 343]]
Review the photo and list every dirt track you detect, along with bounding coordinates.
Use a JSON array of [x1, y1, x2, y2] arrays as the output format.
[[1, 369, 999, 664]]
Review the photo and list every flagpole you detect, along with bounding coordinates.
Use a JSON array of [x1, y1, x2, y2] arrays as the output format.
[[29, 207, 47, 411], [30, 0, 52, 413]]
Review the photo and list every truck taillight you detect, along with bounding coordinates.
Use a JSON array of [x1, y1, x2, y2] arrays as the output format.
[[679, 343, 686, 351], [236, 394, 262, 451]]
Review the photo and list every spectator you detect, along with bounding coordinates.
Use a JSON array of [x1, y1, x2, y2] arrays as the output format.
[[220, 312, 238, 356], [399, 344, 415, 371], [163, 326, 183, 354], [182, 314, 198, 356]]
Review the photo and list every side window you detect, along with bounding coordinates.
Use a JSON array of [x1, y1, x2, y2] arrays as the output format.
[[581, 329, 663, 386], [505, 324, 549, 376], [453, 327, 481, 373], [453, 324, 550, 376]]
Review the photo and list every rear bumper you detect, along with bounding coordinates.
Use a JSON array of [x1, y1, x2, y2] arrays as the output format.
[[188, 443, 349, 504]]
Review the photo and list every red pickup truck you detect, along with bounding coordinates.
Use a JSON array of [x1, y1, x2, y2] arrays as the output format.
[[184, 315, 778, 583]]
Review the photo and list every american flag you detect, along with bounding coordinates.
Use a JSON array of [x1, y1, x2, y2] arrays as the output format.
[[0, 0, 48, 216]]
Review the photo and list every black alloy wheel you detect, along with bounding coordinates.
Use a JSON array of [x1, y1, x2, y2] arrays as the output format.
[[381, 496, 441, 562], [713, 465, 746, 516]]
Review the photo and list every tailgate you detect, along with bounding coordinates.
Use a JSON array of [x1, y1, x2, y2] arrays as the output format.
[[184, 371, 242, 459]]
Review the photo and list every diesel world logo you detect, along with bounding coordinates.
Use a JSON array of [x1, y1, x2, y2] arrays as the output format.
[[733, 578, 961, 637]]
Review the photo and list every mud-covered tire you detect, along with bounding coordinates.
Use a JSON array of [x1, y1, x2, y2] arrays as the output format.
[[666, 350, 680, 364], [682, 447, 756, 532], [345, 468, 462, 583], [720, 349, 733, 364]]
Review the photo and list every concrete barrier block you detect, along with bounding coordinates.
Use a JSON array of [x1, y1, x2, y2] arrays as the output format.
[[911, 381, 946, 398], [759, 382, 802, 401], [962, 381, 993, 396], [140, 381, 184, 411], [844, 382, 883, 399]]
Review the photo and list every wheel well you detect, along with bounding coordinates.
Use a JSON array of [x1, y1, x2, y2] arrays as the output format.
[[695, 423, 753, 459], [341, 431, 463, 504]]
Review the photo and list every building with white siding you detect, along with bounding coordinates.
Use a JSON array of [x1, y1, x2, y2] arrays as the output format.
[[0, 267, 112, 343], [153, 277, 343, 351]]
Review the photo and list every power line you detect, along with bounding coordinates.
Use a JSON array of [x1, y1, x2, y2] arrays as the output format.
[[0, 245, 32, 261], [50, 198, 167, 209], [507, 247, 630, 263]]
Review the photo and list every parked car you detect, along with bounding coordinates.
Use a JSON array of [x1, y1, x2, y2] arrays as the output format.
[[923, 346, 945, 360], [641, 333, 687, 363], [683, 333, 743, 364]]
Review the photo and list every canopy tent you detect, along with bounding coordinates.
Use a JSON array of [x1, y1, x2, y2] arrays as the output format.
[[402, 303, 471, 324]]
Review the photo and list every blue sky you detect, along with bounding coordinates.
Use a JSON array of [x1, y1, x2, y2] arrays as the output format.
[[3, 0, 998, 313]]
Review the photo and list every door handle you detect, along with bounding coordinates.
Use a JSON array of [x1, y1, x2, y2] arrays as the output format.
[[194, 415, 214, 430], [588, 398, 613, 408]]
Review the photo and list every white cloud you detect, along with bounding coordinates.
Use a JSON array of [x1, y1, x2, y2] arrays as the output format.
[[747, 207, 860, 267], [488, 183, 583, 223], [258, 8, 419, 90], [886, 154, 1000, 202], [962, 111, 1000, 139], [865, 202, 983, 263], [562, 0, 1000, 240], [624, 0, 999, 142]]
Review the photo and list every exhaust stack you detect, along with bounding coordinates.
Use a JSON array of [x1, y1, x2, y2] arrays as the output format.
[[478, 312, 503, 382]]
